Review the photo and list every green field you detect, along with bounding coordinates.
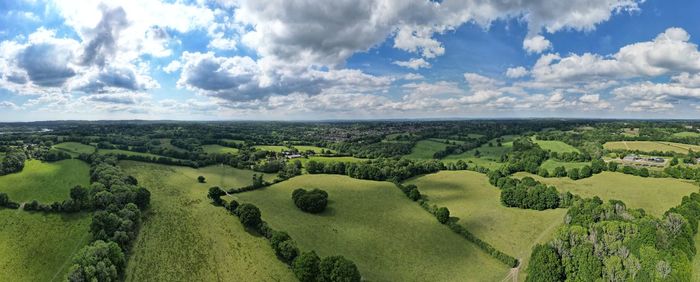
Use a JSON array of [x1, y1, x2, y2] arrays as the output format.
[[442, 135, 515, 168], [293, 145, 334, 153], [539, 159, 591, 173], [98, 149, 163, 158], [120, 161, 293, 281], [253, 145, 288, 152], [404, 139, 449, 159], [514, 172, 698, 216], [443, 156, 504, 170], [603, 141, 700, 154], [532, 138, 579, 153], [407, 171, 567, 277], [0, 159, 89, 203], [672, 131, 700, 138], [232, 174, 510, 281], [158, 138, 187, 152], [53, 142, 96, 157], [202, 144, 239, 154], [0, 210, 91, 281], [299, 156, 368, 168]]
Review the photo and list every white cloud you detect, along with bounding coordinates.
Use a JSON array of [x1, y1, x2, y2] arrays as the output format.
[[624, 100, 674, 112], [0, 101, 19, 110], [393, 58, 430, 69], [506, 66, 529, 78], [163, 60, 182, 74], [523, 35, 552, 54]]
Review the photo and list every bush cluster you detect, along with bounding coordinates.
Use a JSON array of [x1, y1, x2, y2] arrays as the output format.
[[489, 173, 561, 210], [306, 158, 443, 182], [0, 192, 20, 209], [292, 188, 329, 213]]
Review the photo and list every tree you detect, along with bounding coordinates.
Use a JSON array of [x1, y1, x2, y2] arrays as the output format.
[[0, 192, 8, 206], [293, 251, 321, 282], [238, 203, 262, 229], [198, 175, 206, 183], [526, 244, 563, 282], [320, 256, 361, 282], [567, 168, 580, 180], [608, 161, 618, 172], [70, 185, 89, 205], [408, 188, 421, 201], [252, 174, 264, 188], [292, 188, 329, 213], [579, 165, 592, 178], [67, 240, 125, 282], [538, 168, 550, 177], [228, 199, 239, 213], [135, 187, 151, 209], [554, 166, 567, 177], [670, 157, 679, 166], [207, 186, 226, 205], [436, 207, 450, 224]]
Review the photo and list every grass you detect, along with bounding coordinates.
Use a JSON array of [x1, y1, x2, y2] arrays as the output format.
[[232, 174, 510, 281], [119, 161, 294, 281], [672, 132, 700, 138], [603, 141, 700, 154], [0, 210, 91, 281], [404, 139, 449, 159], [202, 144, 239, 155], [441, 135, 516, 169], [253, 145, 288, 152], [539, 159, 591, 173], [158, 138, 187, 152], [98, 149, 163, 158], [0, 159, 90, 203], [443, 157, 504, 170], [299, 156, 368, 168], [406, 171, 567, 278], [513, 172, 698, 216], [532, 138, 579, 153], [53, 142, 96, 157], [293, 145, 334, 153]]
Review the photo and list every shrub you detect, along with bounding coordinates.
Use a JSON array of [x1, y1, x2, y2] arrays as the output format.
[[198, 175, 206, 183], [292, 188, 329, 213], [237, 203, 262, 229], [207, 186, 226, 205], [319, 256, 361, 282], [436, 207, 450, 224], [227, 199, 239, 213], [293, 251, 321, 282]]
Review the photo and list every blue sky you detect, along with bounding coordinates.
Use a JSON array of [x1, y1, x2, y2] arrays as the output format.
[[1, 0, 700, 121]]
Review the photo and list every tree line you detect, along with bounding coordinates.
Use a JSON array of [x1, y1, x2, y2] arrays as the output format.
[[306, 158, 443, 182]]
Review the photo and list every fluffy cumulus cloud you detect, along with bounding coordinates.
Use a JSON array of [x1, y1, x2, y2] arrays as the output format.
[[523, 35, 552, 54], [393, 58, 430, 69], [506, 66, 529, 78]]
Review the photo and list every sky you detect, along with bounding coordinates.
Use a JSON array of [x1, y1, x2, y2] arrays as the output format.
[[1, 0, 700, 121]]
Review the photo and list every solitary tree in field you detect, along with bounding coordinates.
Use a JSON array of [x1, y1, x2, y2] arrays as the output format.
[[238, 203, 262, 228], [197, 175, 206, 183], [436, 207, 450, 224]]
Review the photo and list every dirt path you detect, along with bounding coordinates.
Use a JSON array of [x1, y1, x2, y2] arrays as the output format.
[[623, 141, 629, 150]]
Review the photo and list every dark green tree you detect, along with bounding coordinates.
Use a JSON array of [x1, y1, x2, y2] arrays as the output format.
[[293, 251, 321, 282], [526, 244, 563, 282], [238, 203, 262, 229], [436, 207, 450, 224]]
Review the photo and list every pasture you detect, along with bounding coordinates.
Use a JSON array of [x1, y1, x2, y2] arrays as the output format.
[[532, 139, 579, 153], [603, 141, 700, 154], [98, 149, 163, 158], [120, 161, 294, 281], [253, 145, 289, 152], [53, 142, 96, 157], [233, 174, 510, 281], [539, 159, 591, 173], [0, 211, 91, 282], [404, 139, 449, 159], [514, 172, 698, 216], [202, 144, 239, 154], [672, 131, 700, 138], [0, 159, 89, 203], [293, 145, 334, 153], [442, 135, 515, 165], [406, 171, 567, 277]]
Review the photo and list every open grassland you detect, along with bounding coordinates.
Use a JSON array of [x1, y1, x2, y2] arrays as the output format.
[[444, 135, 515, 161], [158, 138, 187, 152], [406, 171, 567, 277], [539, 159, 591, 173], [0, 159, 89, 203], [404, 139, 449, 159], [98, 149, 163, 158], [293, 145, 334, 153], [532, 139, 579, 153], [53, 142, 96, 157], [233, 174, 510, 281], [514, 172, 698, 216], [120, 161, 294, 282], [202, 144, 239, 155], [299, 156, 368, 168], [253, 145, 288, 152], [673, 131, 700, 138], [695, 232, 700, 281], [603, 141, 700, 154], [443, 157, 504, 170], [0, 210, 91, 282]]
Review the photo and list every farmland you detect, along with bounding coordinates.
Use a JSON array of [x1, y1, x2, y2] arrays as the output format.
[[603, 141, 700, 154], [98, 149, 164, 158], [407, 171, 567, 277], [539, 159, 590, 173], [201, 144, 239, 154], [253, 145, 288, 152], [53, 142, 96, 156], [0, 159, 89, 203], [532, 138, 579, 153], [120, 161, 294, 281], [0, 211, 91, 281], [233, 174, 510, 281], [514, 171, 698, 216], [404, 139, 449, 159], [293, 145, 334, 153]]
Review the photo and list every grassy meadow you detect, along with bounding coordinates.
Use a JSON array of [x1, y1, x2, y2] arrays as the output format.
[[514, 172, 698, 216], [201, 144, 239, 154], [233, 174, 510, 281], [404, 139, 449, 159], [120, 161, 294, 281], [406, 171, 567, 277], [539, 159, 591, 173], [293, 145, 334, 153], [0, 159, 89, 203], [53, 142, 96, 157], [0, 210, 91, 282], [603, 141, 700, 154], [98, 149, 163, 158], [532, 139, 579, 153], [672, 131, 700, 138], [253, 145, 288, 152]]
